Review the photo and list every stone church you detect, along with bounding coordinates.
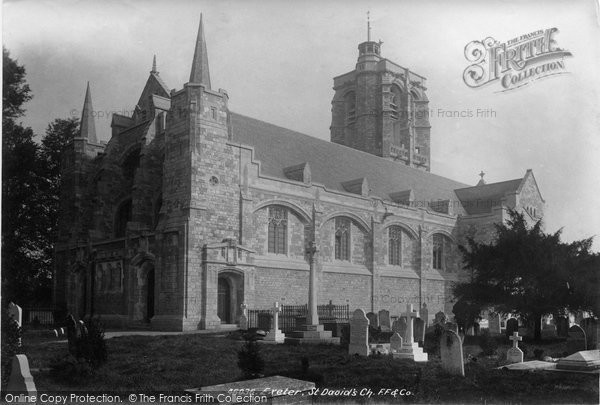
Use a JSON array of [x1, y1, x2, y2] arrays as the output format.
[[54, 16, 545, 330]]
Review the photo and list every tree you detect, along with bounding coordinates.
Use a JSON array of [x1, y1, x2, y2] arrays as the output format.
[[454, 209, 598, 341]]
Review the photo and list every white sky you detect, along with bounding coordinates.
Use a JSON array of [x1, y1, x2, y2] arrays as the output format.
[[3, 0, 600, 251]]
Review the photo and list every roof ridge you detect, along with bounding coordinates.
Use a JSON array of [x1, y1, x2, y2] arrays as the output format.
[[455, 177, 523, 191]]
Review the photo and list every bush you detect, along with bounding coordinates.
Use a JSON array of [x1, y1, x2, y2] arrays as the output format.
[[237, 337, 264, 379], [1, 307, 24, 388], [479, 330, 499, 356]]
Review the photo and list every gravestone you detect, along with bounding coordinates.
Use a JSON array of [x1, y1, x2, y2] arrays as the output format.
[[392, 304, 428, 362], [440, 330, 464, 377], [238, 303, 248, 331], [366, 312, 379, 329], [414, 318, 425, 346], [506, 332, 524, 364], [6, 355, 36, 397], [392, 317, 407, 338], [60, 327, 65, 336], [8, 302, 22, 326], [421, 303, 429, 327], [78, 320, 88, 337], [378, 309, 391, 331], [349, 309, 369, 356], [66, 314, 78, 354], [390, 332, 403, 353], [556, 316, 569, 337], [264, 302, 285, 343], [505, 318, 518, 337], [556, 350, 600, 372], [567, 324, 587, 352], [434, 311, 447, 326], [580, 318, 597, 349], [53, 329, 59, 338]]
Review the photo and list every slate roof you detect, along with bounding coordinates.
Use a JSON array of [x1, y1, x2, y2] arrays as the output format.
[[455, 178, 523, 214], [229, 112, 471, 207]]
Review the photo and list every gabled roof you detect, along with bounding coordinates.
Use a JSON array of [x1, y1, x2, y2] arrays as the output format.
[[229, 112, 469, 206], [455, 178, 522, 214]]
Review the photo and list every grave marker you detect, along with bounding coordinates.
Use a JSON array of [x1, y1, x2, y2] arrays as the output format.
[[6, 355, 36, 397], [349, 309, 369, 356], [567, 324, 587, 352], [390, 332, 403, 353], [414, 318, 425, 346], [8, 302, 22, 327], [392, 304, 428, 362], [366, 312, 379, 329], [506, 332, 523, 364], [264, 302, 285, 343], [378, 309, 391, 331], [238, 303, 248, 331], [440, 330, 464, 376], [488, 313, 501, 334], [505, 318, 518, 337]]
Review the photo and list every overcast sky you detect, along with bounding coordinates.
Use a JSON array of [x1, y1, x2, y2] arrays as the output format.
[[3, 0, 599, 251]]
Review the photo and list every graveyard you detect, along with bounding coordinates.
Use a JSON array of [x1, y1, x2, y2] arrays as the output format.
[[3, 302, 599, 404]]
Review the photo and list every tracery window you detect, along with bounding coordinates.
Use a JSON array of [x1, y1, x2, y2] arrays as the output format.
[[335, 217, 351, 261], [432, 234, 444, 270], [389, 226, 402, 266], [268, 206, 288, 254]]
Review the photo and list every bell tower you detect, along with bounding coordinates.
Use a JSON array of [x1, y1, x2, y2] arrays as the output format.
[[330, 14, 431, 171]]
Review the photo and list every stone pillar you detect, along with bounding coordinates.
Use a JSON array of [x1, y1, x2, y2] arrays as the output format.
[[306, 241, 319, 326]]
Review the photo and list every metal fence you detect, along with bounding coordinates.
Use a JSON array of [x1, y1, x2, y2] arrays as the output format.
[[23, 307, 55, 325], [248, 303, 350, 333]]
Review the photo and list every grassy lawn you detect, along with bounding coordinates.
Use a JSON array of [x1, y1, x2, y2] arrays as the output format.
[[22, 331, 599, 404]]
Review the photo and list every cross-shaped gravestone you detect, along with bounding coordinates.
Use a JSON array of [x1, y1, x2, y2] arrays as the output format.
[[403, 304, 419, 345], [506, 332, 524, 363], [272, 302, 281, 332]]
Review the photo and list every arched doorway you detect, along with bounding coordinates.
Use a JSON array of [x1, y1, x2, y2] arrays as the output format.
[[146, 269, 155, 321], [217, 277, 231, 324]]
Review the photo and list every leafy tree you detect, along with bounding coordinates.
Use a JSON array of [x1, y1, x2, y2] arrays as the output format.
[[454, 209, 598, 341]]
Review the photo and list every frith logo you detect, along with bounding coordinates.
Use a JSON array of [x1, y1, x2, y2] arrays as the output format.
[[463, 28, 572, 92]]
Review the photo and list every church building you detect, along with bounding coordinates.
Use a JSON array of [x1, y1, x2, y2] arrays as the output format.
[[53, 16, 545, 330]]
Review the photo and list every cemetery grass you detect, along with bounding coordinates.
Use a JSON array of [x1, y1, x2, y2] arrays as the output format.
[[25, 333, 598, 403]]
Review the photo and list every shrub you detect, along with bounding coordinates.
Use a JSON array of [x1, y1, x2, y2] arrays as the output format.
[[479, 330, 499, 356], [237, 337, 264, 379], [1, 307, 24, 388]]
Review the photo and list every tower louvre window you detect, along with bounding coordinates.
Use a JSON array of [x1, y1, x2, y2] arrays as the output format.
[[335, 217, 351, 261], [389, 226, 402, 266], [345, 91, 356, 123], [268, 206, 287, 254]]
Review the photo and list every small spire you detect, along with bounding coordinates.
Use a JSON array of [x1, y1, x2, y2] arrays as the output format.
[[477, 170, 486, 186], [80, 82, 97, 144], [151, 55, 158, 74], [367, 11, 371, 42], [189, 13, 211, 88]]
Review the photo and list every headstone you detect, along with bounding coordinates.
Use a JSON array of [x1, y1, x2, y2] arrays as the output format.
[[366, 312, 379, 329], [434, 311, 447, 326], [6, 355, 37, 397], [392, 317, 407, 338], [238, 303, 248, 330], [445, 322, 458, 334], [556, 316, 569, 337], [440, 330, 464, 377], [567, 324, 587, 352], [414, 318, 425, 345], [65, 314, 78, 354], [392, 304, 428, 362], [581, 318, 597, 349], [556, 350, 600, 372], [8, 302, 23, 326], [390, 332, 403, 353], [60, 327, 65, 336], [421, 303, 429, 326], [378, 309, 391, 331], [264, 302, 285, 343], [78, 320, 88, 337], [53, 329, 59, 338], [505, 318, 518, 337], [506, 332, 524, 364], [349, 309, 369, 356]]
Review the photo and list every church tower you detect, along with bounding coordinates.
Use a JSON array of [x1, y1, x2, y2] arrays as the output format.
[[330, 16, 431, 171]]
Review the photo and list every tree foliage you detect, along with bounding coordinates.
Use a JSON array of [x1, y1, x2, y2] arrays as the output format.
[[2, 47, 78, 306], [454, 209, 599, 341]]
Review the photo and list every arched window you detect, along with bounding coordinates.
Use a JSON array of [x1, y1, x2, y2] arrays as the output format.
[[335, 217, 351, 261], [268, 206, 287, 254], [115, 199, 132, 238], [432, 233, 446, 270], [389, 226, 403, 266], [344, 91, 356, 123]]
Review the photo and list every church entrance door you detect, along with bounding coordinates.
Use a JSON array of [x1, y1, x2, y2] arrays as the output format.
[[217, 277, 231, 324], [146, 269, 155, 321]]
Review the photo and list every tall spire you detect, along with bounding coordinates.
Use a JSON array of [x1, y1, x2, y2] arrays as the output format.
[[189, 13, 211, 88], [367, 11, 371, 42], [151, 54, 158, 74], [79, 82, 97, 143]]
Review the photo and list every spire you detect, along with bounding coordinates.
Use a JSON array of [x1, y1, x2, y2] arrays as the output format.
[[189, 13, 211, 88], [79, 82, 97, 144], [477, 170, 486, 186], [151, 54, 158, 74], [367, 11, 371, 42]]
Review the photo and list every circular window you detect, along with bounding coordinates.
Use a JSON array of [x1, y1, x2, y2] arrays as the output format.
[[209, 176, 219, 186]]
